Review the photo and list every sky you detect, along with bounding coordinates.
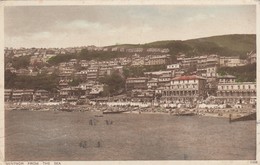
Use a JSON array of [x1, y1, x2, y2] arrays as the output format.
[[4, 5, 256, 48]]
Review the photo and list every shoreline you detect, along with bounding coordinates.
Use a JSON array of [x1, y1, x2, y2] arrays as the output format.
[[5, 106, 255, 120], [5, 101, 256, 120]]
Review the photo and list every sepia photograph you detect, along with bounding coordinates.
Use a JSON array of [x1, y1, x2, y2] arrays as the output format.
[[3, 0, 258, 163]]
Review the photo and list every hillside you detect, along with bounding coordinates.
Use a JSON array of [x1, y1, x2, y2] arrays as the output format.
[[48, 34, 256, 65], [185, 34, 256, 53], [146, 34, 255, 56], [108, 34, 256, 57]]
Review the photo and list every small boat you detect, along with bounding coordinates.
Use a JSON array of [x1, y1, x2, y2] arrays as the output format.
[[103, 110, 127, 114], [59, 108, 73, 112], [174, 112, 195, 116]]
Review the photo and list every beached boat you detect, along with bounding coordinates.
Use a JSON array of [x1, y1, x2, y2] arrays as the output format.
[[59, 108, 73, 112], [103, 110, 127, 114]]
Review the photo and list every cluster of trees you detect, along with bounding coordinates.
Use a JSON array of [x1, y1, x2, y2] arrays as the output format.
[[5, 70, 59, 92], [217, 63, 256, 82], [68, 78, 83, 86], [160, 41, 247, 58], [48, 54, 76, 65], [5, 68, 126, 96], [11, 55, 30, 69], [98, 71, 125, 96]]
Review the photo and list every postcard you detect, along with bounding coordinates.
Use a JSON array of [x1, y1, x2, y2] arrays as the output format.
[[1, 0, 259, 164]]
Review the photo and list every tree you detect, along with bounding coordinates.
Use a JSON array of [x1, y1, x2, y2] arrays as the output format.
[[100, 85, 110, 97], [99, 71, 125, 96], [69, 78, 81, 86], [5, 70, 16, 88], [12, 55, 30, 69], [5, 72, 59, 91], [217, 63, 256, 82], [48, 54, 76, 65]]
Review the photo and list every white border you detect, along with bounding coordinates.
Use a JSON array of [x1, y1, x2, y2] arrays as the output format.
[[0, 0, 259, 165], [0, 0, 4, 163], [1, 0, 259, 6]]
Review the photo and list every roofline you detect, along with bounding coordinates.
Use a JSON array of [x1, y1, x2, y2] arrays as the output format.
[[172, 75, 207, 80]]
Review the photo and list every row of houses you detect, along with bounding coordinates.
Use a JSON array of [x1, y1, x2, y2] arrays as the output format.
[[5, 46, 170, 59], [177, 53, 255, 69], [88, 46, 170, 53], [4, 82, 105, 102], [5, 89, 49, 102], [6, 66, 58, 76], [58, 66, 124, 88], [60, 54, 170, 68], [131, 54, 171, 66], [4, 47, 83, 58]]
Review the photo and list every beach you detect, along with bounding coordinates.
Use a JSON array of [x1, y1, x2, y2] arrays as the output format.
[[5, 110, 256, 161]]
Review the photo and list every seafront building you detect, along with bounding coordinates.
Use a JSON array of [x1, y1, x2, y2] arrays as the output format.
[[34, 90, 50, 101], [125, 77, 149, 91], [216, 76, 256, 105], [7, 89, 35, 102], [4, 89, 12, 102], [160, 75, 207, 104]]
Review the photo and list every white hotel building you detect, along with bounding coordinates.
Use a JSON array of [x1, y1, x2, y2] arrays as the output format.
[[161, 75, 207, 103]]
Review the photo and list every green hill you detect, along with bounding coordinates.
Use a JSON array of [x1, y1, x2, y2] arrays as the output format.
[[185, 34, 256, 53], [145, 34, 256, 57], [145, 34, 256, 52]]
